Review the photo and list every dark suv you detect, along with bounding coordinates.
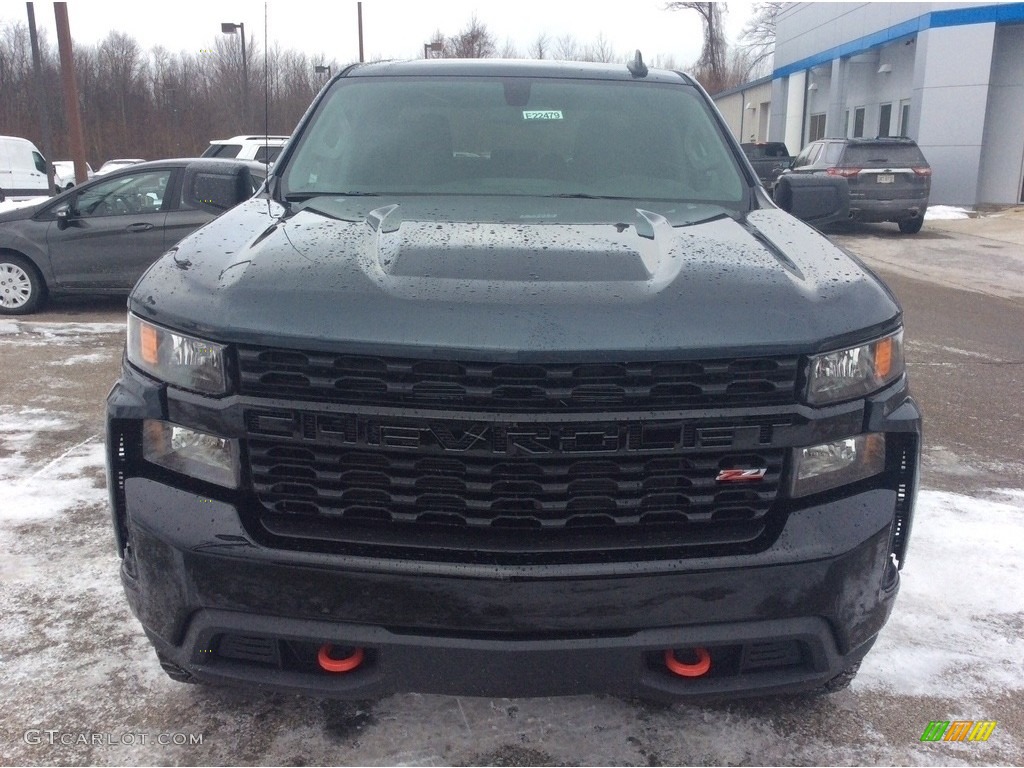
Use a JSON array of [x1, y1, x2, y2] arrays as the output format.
[[784, 137, 931, 233], [106, 58, 920, 702]]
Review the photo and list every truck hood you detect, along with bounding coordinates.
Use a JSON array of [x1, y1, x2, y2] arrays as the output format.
[[130, 195, 900, 358]]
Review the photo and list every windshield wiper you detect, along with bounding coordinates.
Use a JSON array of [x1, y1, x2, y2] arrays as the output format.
[[545, 193, 626, 200], [284, 191, 380, 202]]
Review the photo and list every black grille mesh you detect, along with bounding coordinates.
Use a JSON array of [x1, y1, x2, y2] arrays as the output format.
[[236, 347, 800, 412], [243, 409, 791, 557]]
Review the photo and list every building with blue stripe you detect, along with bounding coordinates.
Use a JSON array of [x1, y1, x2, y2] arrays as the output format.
[[717, 2, 1024, 205]]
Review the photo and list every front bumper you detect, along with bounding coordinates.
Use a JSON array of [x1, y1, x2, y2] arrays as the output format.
[[106, 363, 920, 700]]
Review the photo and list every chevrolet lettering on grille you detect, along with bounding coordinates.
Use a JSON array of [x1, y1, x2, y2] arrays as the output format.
[[245, 410, 790, 455]]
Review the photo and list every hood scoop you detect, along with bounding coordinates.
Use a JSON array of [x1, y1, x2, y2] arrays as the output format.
[[387, 242, 650, 281], [372, 209, 684, 283]]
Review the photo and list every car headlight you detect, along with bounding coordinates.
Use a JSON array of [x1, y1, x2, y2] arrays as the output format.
[[143, 420, 239, 488], [127, 314, 228, 394], [791, 433, 886, 497], [806, 330, 904, 405]]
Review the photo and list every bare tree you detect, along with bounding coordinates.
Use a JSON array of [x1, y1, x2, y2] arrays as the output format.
[[98, 32, 145, 148], [498, 38, 521, 59], [739, 1, 783, 77], [445, 14, 496, 58], [581, 33, 616, 63], [555, 34, 580, 61], [651, 52, 681, 70], [666, 2, 729, 92], [527, 33, 550, 60]]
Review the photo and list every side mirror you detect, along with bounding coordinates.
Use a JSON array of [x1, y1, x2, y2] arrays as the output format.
[[182, 162, 255, 214], [55, 203, 74, 230], [773, 174, 850, 226]]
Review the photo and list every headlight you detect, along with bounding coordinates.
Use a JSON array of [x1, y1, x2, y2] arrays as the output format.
[[806, 330, 904, 405], [791, 433, 885, 497], [127, 314, 227, 394], [143, 420, 239, 488]]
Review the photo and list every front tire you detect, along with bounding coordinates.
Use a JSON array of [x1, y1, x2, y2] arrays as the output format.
[[898, 216, 924, 234], [0, 254, 47, 315]]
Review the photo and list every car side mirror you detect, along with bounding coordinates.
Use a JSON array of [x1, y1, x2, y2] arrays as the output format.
[[55, 203, 76, 230], [182, 162, 255, 215], [773, 174, 850, 226]]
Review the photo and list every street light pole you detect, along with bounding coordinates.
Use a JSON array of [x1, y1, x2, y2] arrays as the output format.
[[221, 21, 248, 129]]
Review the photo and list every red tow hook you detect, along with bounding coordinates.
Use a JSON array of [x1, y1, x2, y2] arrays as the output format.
[[664, 647, 711, 678], [317, 644, 365, 673]]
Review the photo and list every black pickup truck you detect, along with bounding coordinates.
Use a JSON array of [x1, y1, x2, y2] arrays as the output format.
[[742, 142, 794, 191], [106, 57, 919, 702]]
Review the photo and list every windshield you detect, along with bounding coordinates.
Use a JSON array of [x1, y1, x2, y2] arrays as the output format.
[[281, 76, 746, 205]]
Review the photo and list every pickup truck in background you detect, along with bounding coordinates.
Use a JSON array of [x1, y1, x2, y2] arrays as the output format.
[[741, 142, 794, 191]]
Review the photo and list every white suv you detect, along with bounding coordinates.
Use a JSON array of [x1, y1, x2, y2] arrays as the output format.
[[201, 135, 289, 164]]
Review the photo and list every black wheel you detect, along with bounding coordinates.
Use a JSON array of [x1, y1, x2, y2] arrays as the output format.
[[898, 216, 923, 234], [0, 253, 47, 315]]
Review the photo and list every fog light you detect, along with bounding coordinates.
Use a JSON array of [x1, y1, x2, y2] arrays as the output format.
[[143, 420, 239, 488], [791, 433, 885, 498]]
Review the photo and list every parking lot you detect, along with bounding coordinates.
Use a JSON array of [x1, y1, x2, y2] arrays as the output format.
[[1, 214, 1022, 766]]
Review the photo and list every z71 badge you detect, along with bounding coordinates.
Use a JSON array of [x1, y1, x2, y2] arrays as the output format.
[[716, 468, 768, 483]]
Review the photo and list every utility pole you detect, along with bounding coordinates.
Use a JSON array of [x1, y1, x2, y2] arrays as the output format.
[[357, 2, 364, 63], [26, 2, 55, 193], [53, 2, 88, 185], [221, 22, 248, 129]]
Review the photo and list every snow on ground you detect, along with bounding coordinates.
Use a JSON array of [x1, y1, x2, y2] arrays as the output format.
[[0, 407, 106, 524], [857, 488, 1024, 698], [925, 205, 972, 220], [0, 320, 126, 337], [0, 196, 47, 213]]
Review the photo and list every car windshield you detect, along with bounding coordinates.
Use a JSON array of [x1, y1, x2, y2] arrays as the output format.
[[842, 143, 927, 166], [281, 76, 746, 205]]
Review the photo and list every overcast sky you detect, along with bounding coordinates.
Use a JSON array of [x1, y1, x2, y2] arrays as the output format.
[[5, 0, 756, 68]]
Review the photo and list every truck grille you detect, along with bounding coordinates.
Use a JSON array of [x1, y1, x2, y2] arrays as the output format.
[[236, 347, 800, 412], [244, 409, 791, 562]]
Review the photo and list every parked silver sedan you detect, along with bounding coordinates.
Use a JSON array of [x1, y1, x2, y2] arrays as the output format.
[[0, 158, 264, 314]]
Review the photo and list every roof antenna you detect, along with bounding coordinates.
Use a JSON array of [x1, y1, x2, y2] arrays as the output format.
[[627, 50, 648, 78]]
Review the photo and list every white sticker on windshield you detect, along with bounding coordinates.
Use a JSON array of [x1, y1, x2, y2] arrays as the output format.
[[522, 110, 563, 120]]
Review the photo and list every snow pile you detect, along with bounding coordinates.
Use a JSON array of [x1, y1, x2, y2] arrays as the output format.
[[0, 321, 127, 337], [856, 488, 1024, 697], [0, 196, 47, 213], [0, 407, 106, 524], [925, 205, 972, 220]]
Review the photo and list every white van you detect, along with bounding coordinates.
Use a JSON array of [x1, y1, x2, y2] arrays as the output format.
[[201, 135, 289, 164], [0, 136, 50, 201]]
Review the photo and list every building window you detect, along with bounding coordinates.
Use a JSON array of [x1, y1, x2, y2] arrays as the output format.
[[809, 113, 826, 142], [843, 110, 850, 138], [853, 107, 866, 138], [878, 104, 892, 137], [899, 100, 911, 137]]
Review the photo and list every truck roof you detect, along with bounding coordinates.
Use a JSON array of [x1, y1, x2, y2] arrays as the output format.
[[344, 57, 697, 86]]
